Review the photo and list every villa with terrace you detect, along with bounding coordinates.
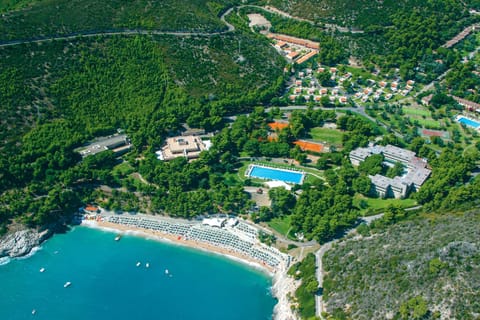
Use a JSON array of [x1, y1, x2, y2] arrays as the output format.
[[350, 144, 431, 198], [156, 135, 211, 161]]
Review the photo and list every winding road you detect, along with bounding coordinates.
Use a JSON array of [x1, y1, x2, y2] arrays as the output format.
[[0, 8, 236, 48]]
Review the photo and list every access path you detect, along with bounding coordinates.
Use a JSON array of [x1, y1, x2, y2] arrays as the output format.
[[0, 8, 236, 48]]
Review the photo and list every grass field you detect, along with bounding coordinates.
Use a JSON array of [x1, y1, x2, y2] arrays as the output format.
[[403, 106, 431, 117], [354, 194, 417, 214], [343, 66, 381, 81], [268, 215, 292, 236], [415, 118, 442, 129], [112, 161, 134, 176], [309, 127, 343, 146]]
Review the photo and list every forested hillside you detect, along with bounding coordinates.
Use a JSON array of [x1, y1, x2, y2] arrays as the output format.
[[264, 0, 475, 73], [0, 0, 285, 232], [265, 0, 469, 29], [0, 0, 236, 40], [0, 33, 283, 146], [323, 211, 480, 319]]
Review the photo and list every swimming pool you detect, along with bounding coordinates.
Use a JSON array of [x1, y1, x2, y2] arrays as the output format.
[[457, 116, 480, 129], [247, 165, 305, 184]]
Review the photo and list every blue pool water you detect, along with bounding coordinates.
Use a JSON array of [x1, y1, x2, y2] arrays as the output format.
[[457, 116, 480, 129], [249, 165, 304, 184], [0, 227, 275, 320]]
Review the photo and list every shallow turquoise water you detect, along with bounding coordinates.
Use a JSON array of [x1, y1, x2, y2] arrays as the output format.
[[0, 226, 275, 320], [249, 165, 303, 184], [457, 116, 480, 129]]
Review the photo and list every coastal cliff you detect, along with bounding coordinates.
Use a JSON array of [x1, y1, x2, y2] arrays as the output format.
[[272, 271, 300, 320], [0, 229, 52, 258]]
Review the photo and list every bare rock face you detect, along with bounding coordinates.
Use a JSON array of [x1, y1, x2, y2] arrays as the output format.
[[0, 229, 51, 258]]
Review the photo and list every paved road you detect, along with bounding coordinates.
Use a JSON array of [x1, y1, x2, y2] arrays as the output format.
[[266, 104, 404, 139], [0, 8, 236, 48]]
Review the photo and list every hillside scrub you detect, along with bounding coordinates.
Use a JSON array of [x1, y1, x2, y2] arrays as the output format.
[[323, 211, 480, 319], [0, 0, 237, 41]]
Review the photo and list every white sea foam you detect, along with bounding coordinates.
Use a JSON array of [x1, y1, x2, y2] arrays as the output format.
[[0, 256, 11, 266], [17, 246, 42, 260]]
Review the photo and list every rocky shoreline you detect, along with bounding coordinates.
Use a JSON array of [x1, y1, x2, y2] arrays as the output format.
[[0, 228, 52, 258]]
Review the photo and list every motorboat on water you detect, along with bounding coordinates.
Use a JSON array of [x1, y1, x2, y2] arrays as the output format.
[[146, 263, 150, 268], [63, 281, 71, 288], [165, 269, 169, 275], [136, 262, 141, 267], [114, 235, 121, 241], [39, 268, 45, 273]]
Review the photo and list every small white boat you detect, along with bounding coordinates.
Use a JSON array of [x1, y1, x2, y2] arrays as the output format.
[[165, 269, 169, 275], [146, 263, 150, 268], [39, 268, 45, 273], [32, 309, 36, 315], [63, 281, 71, 288], [114, 235, 121, 241], [136, 262, 141, 267]]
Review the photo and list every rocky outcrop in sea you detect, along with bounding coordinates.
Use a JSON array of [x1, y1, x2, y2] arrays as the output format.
[[0, 229, 51, 258]]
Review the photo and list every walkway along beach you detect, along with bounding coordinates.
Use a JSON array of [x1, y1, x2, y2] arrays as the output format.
[[81, 211, 299, 320]]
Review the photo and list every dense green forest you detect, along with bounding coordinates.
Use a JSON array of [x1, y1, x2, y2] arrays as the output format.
[[0, 33, 284, 145], [288, 253, 318, 319], [265, 0, 469, 29], [0, 28, 285, 232], [0, 0, 238, 40], [263, 0, 475, 75], [323, 210, 480, 319]]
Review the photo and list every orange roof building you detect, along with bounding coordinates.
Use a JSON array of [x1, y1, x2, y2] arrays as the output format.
[[267, 33, 320, 50], [293, 140, 324, 153], [84, 205, 99, 213], [268, 122, 289, 130], [287, 51, 300, 60], [296, 50, 318, 65]]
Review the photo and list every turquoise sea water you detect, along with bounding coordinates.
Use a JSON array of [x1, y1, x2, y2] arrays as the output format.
[[0, 226, 275, 320]]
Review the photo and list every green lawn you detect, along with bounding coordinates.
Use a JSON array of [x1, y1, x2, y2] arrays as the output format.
[[403, 106, 431, 117], [268, 215, 292, 236], [354, 194, 417, 214], [343, 66, 380, 81], [309, 127, 343, 146], [415, 118, 442, 129], [112, 161, 134, 176]]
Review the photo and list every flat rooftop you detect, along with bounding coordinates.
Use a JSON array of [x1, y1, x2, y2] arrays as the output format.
[[79, 134, 130, 157]]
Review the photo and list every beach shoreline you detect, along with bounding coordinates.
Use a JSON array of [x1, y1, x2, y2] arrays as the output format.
[[82, 220, 275, 274], [81, 218, 299, 320]]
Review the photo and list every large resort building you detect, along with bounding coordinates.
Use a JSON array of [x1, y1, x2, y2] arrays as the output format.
[[350, 144, 431, 198], [156, 135, 211, 161], [78, 134, 132, 158]]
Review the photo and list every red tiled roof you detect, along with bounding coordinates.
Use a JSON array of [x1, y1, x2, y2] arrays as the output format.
[[268, 122, 289, 130], [85, 205, 99, 212], [267, 33, 320, 50]]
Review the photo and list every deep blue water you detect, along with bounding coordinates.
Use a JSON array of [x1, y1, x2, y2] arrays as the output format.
[[457, 116, 480, 128], [0, 226, 275, 320], [249, 166, 303, 184]]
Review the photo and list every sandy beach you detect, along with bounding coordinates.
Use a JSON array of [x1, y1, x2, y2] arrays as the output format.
[[83, 220, 275, 274], [81, 219, 300, 320]]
